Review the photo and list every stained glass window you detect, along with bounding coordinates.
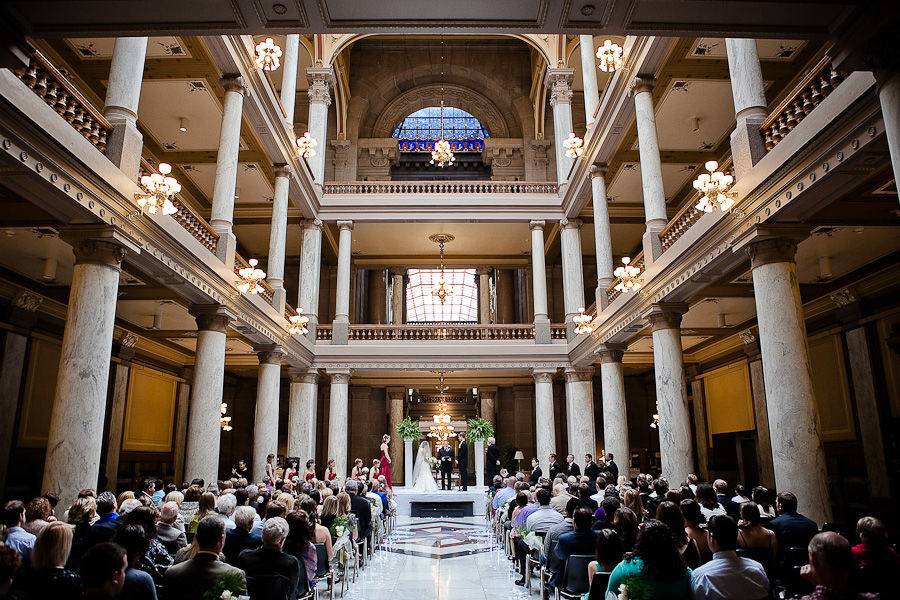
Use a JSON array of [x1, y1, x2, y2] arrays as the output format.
[[406, 268, 479, 322], [393, 107, 489, 152]]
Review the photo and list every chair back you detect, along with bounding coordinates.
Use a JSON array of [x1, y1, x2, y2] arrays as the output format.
[[246, 573, 294, 600], [314, 543, 330, 578], [587, 571, 611, 600], [736, 546, 775, 575], [562, 554, 594, 595]]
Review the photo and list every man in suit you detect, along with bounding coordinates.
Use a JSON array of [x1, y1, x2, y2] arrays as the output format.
[[769, 492, 818, 559], [90, 492, 121, 546], [528, 458, 543, 485], [550, 507, 598, 588], [457, 435, 469, 491], [438, 442, 455, 490], [485, 437, 500, 481], [583, 454, 600, 482], [238, 517, 302, 600], [565, 454, 581, 477], [714, 479, 740, 519], [346, 481, 372, 540], [604, 452, 619, 481], [548, 453, 562, 480], [163, 515, 247, 600]]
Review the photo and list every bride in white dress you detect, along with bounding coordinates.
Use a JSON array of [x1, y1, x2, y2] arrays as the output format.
[[411, 440, 439, 492]]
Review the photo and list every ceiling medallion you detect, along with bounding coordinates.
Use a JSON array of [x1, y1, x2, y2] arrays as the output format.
[[255, 37, 282, 72], [563, 132, 584, 159], [596, 39, 624, 72], [693, 160, 736, 213], [135, 162, 180, 216], [428, 233, 455, 304], [236, 258, 267, 295], [613, 256, 642, 293]]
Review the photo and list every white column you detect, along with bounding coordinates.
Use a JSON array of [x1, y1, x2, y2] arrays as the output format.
[[288, 370, 318, 461], [632, 77, 667, 262], [102, 37, 148, 180], [327, 370, 351, 479], [598, 345, 629, 472], [42, 235, 130, 511], [475, 440, 485, 488], [743, 234, 831, 524], [876, 71, 900, 202], [210, 77, 245, 268], [184, 307, 231, 487], [478, 267, 492, 324], [533, 370, 556, 464], [387, 388, 404, 485], [306, 67, 334, 185], [591, 165, 615, 309], [564, 368, 596, 461], [297, 219, 323, 336], [404, 440, 414, 486], [267, 165, 290, 313], [332, 220, 353, 344], [579, 36, 600, 128], [726, 39, 768, 179], [530, 220, 551, 344], [252, 347, 284, 483], [560, 218, 586, 337], [279, 34, 301, 126], [547, 68, 576, 184], [390, 268, 404, 324], [646, 304, 695, 484], [172, 375, 192, 485]]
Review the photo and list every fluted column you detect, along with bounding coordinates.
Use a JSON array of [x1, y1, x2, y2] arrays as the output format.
[[533, 370, 557, 464], [267, 164, 290, 313], [560, 218, 586, 337], [726, 39, 768, 179], [306, 67, 334, 185], [631, 77, 667, 262], [288, 370, 318, 461], [390, 268, 404, 324], [590, 165, 615, 309], [210, 77, 246, 267], [327, 370, 351, 478], [252, 347, 284, 483], [741, 231, 831, 523], [547, 68, 576, 184], [645, 303, 694, 484], [598, 345, 629, 470], [102, 37, 148, 180], [579, 36, 600, 128], [387, 388, 404, 485], [42, 233, 132, 512], [530, 221, 551, 344], [564, 368, 596, 461], [478, 267, 492, 324], [297, 219, 323, 337], [332, 220, 353, 344], [279, 34, 301, 126]]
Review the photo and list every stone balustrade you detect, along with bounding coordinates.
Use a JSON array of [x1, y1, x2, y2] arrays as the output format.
[[233, 254, 276, 305], [169, 197, 220, 253], [323, 181, 558, 195], [314, 323, 572, 342], [659, 200, 705, 253]]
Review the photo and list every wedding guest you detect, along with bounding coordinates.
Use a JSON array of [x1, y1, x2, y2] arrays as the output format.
[[26, 521, 82, 599], [656, 501, 702, 568], [239, 517, 302, 599], [549, 482, 573, 515], [606, 519, 692, 598], [543, 497, 579, 576], [0, 546, 20, 599], [121, 506, 173, 585], [156, 501, 187, 556], [215, 494, 238, 530], [300, 497, 333, 561], [23, 498, 52, 537], [2, 500, 36, 561], [223, 506, 259, 566], [138, 480, 156, 507], [163, 515, 247, 600], [752, 486, 776, 520], [526, 488, 563, 532], [799, 532, 876, 600], [283, 511, 317, 593], [691, 515, 769, 600], [113, 524, 157, 600], [697, 484, 727, 521], [90, 492, 120, 546], [622, 488, 645, 523], [731, 484, 750, 505], [585, 528, 624, 590], [336, 492, 359, 542], [346, 481, 372, 541], [769, 492, 818, 556], [549, 508, 597, 588], [80, 543, 127, 600], [492, 477, 517, 510], [565, 454, 581, 477], [737, 502, 777, 554], [188, 492, 216, 534], [713, 479, 739, 519], [681, 499, 712, 563]]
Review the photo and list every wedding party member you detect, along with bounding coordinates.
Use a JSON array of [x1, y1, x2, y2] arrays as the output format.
[[163, 515, 247, 600], [528, 458, 543, 485], [283, 459, 299, 483], [379, 434, 393, 488], [264, 454, 277, 483], [437, 442, 455, 491], [231, 459, 249, 481], [324, 459, 338, 482], [565, 454, 581, 477], [457, 435, 469, 491], [548, 454, 561, 480], [603, 452, 619, 481], [350, 459, 365, 480], [584, 454, 600, 482], [304, 459, 317, 482], [369, 459, 381, 484], [485, 437, 500, 481]]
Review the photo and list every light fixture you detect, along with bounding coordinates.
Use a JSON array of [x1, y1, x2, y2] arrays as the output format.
[[236, 258, 267, 295], [573, 307, 594, 335], [255, 37, 282, 72], [430, 100, 455, 167], [472, 387, 478, 396], [178, 117, 188, 133], [288, 308, 310, 335], [693, 160, 735, 213], [429, 233, 455, 304], [563, 132, 584, 159], [596, 39, 624, 72], [650, 413, 659, 429], [221, 402, 233, 432], [136, 163, 180, 216], [613, 256, 642, 294], [296, 131, 317, 159]]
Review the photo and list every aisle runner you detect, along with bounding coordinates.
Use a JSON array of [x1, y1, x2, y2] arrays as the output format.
[[384, 519, 494, 559]]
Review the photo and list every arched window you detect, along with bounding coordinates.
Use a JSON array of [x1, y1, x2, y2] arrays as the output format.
[[405, 268, 479, 322], [393, 106, 489, 153]]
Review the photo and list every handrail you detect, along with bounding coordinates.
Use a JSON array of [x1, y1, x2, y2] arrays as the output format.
[[605, 251, 644, 304], [315, 323, 569, 342], [659, 200, 704, 253], [170, 197, 220, 253], [323, 181, 559, 194]]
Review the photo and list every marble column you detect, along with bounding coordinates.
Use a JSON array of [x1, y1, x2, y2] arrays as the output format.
[[390, 268, 404, 324], [288, 369, 318, 461], [743, 233, 831, 524], [598, 345, 629, 469], [560, 218, 586, 337], [632, 77, 667, 262], [367, 268, 387, 324], [252, 347, 284, 483], [172, 374, 192, 485], [645, 303, 695, 484], [42, 234, 130, 512], [279, 34, 301, 126], [530, 221, 551, 343], [590, 165, 615, 309], [478, 267, 492, 324], [480, 387, 497, 426], [184, 306, 231, 487], [297, 219, 323, 337], [332, 220, 353, 344], [742, 329, 776, 489], [688, 374, 710, 482], [306, 67, 334, 185], [495, 269, 516, 324], [210, 77, 245, 268], [547, 68, 576, 184], [726, 38, 768, 179], [102, 37, 148, 180], [564, 368, 596, 460], [387, 388, 405, 485], [267, 165, 291, 313], [876, 70, 900, 204], [0, 331, 27, 493], [533, 370, 557, 463], [579, 36, 600, 128], [327, 370, 351, 478], [103, 361, 130, 491]]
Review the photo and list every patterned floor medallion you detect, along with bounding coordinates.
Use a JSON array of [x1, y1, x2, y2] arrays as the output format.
[[384, 519, 495, 559]]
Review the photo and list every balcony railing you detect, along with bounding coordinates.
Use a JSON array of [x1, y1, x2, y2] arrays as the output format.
[[170, 197, 219, 253], [316, 323, 568, 342], [659, 200, 704, 253], [234, 254, 275, 305], [605, 252, 644, 306], [323, 181, 559, 195]]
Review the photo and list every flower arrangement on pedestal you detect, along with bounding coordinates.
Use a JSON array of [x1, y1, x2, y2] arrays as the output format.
[[329, 514, 350, 540], [396, 417, 421, 442], [466, 417, 495, 442]]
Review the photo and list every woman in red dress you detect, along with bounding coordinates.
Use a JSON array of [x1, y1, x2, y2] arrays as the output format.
[[324, 459, 338, 482], [379, 434, 393, 488], [303, 459, 316, 482]]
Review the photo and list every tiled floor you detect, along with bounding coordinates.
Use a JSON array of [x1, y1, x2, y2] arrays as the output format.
[[341, 517, 533, 600]]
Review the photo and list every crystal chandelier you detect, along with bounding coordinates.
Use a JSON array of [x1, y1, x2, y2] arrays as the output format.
[[613, 257, 642, 293], [430, 100, 455, 167], [296, 131, 317, 159], [650, 412, 659, 430], [136, 163, 180, 216], [236, 258, 267, 295], [255, 37, 282, 71], [693, 161, 735, 213], [429, 233, 455, 304], [563, 132, 584, 159], [573, 307, 594, 335], [221, 402, 233, 432], [596, 39, 624, 72], [288, 308, 310, 335]]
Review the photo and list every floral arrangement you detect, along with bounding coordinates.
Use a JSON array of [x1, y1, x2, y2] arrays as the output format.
[[466, 417, 494, 442], [427, 456, 439, 469], [617, 578, 653, 600], [329, 514, 350, 540], [203, 572, 245, 600], [396, 417, 421, 441], [515, 525, 530, 538]]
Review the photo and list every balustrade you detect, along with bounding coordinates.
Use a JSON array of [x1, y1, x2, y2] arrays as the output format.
[[323, 181, 558, 195], [234, 254, 276, 305], [659, 201, 705, 253], [311, 323, 569, 342]]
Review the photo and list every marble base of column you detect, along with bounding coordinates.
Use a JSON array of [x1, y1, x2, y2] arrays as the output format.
[[252, 348, 284, 483], [534, 316, 551, 344], [271, 286, 286, 316], [730, 116, 767, 180], [475, 440, 485, 488], [212, 226, 237, 269], [404, 440, 414, 486], [172, 376, 192, 485], [105, 122, 144, 182], [642, 227, 664, 264], [595, 278, 614, 311]]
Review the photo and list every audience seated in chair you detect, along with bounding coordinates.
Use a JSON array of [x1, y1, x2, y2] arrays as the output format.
[[690, 515, 769, 600]]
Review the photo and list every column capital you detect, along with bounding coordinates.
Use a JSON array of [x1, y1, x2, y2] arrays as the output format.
[[564, 367, 594, 383], [302, 218, 324, 230], [596, 343, 626, 364], [290, 368, 318, 384], [307, 67, 335, 106], [643, 302, 689, 332], [479, 386, 498, 397], [273, 163, 291, 178], [62, 225, 140, 269], [532, 369, 555, 384], [337, 220, 354, 231], [739, 327, 761, 358], [190, 304, 234, 333], [630, 76, 656, 96], [546, 68, 575, 106], [477, 266, 493, 276], [590, 163, 608, 178], [386, 386, 406, 400], [390, 267, 405, 277], [732, 224, 807, 268], [327, 369, 351, 384], [529, 220, 546, 231], [220, 76, 247, 95], [256, 345, 286, 365], [559, 218, 582, 230]]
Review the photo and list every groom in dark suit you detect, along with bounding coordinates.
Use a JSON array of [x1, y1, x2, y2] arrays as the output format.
[[457, 435, 469, 491], [437, 442, 454, 490]]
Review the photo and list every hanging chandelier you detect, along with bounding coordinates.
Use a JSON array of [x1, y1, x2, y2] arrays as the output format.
[[289, 308, 310, 335], [296, 131, 317, 159], [693, 160, 735, 213], [650, 412, 659, 430], [221, 402, 233, 432], [428, 233, 455, 304], [236, 258, 267, 295], [613, 256, 642, 293], [430, 100, 455, 167], [255, 37, 283, 72], [435, 371, 450, 394], [573, 307, 594, 335], [596, 39, 624, 72], [563, 132, 584, 159], [136, 163, 180, 216]]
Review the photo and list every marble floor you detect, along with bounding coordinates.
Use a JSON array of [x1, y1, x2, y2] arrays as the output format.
[[341, 517, 533, 600]]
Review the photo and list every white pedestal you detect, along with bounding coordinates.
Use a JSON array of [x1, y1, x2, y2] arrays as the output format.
[[404, 439, 413, 485], [475, 440, 485, 488]]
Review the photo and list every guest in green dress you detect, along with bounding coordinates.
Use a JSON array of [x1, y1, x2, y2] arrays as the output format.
[[606, 519, 692, 599]]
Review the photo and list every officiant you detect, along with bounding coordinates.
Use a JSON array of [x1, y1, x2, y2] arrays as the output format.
[[437, 441, 454, 490]]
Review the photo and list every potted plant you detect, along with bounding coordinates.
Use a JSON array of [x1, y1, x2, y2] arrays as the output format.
[[466, 417, 495, 488], [396, 417, 421, 441]]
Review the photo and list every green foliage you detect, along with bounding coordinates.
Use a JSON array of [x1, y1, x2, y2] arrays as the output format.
[[465, 417, 494, 442], [396, 417, 421, 441], [202, 571, 245, 600]]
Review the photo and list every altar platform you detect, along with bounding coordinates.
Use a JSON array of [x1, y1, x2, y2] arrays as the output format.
[[392, 487, 487, 518]]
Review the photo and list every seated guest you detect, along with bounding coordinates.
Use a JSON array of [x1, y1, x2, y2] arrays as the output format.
[[188, 492, 216, 534], [23, 498, 52, 537], [319, 496, 340, 538], [578, 483, 598, 513], [613, 507, 638, 552], [156, 501, 187, 556], [492, 477, 517, 510], [250, 501, 287, 542], [238, 517, 302, 599], [346, 481, 372, 541], [594, 496, 620, 531], [690, 515, 769, 600], [752, 487, 776, 520], [224, 505, 260, 565], [80, 543, 127, 600], [90, 492, 120, 546], [526, 488, 564, 532], [0, 545, 21, 598], [585, 528, 624, 592], [550, 508, 598, 588], [800, 532, 877, 600], [731, 484, 750, 505], [737, 502, 777, 553], [622, 488, 645, 523], [529, 459, 543, 485], [543, 497, 579, 576], [2, 500, 36, 561], [215, 494, 238, 530], [850, 516, 897, 597], [122, 506, 173, 585], [681, 499, 712, 564], [138, 479, 157, 507], [26, 521, 82, 599], [590, 477, 607, 505], [713, 479, 739, 519], [113, 524, 158, 600], [656, 501, 702, 569], [769, 492, 818, 557], [163, 515, 247, 600], [607, 519, 692, 598], [696, 484, 727, 521], [549, 482, 573, 515], [510, 492, 531, 530], [67, 497, 98, 568], [283, 511, 317, 592], [300, 497, 333, 561]]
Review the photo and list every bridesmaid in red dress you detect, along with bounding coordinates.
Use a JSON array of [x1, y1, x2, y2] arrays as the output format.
[[303, 459, 316, 482], [379, 434, 393, 488], [324, 459, 338, 482]]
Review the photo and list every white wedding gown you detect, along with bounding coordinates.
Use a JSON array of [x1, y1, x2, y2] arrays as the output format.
[[411, 441, 439, 492]]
